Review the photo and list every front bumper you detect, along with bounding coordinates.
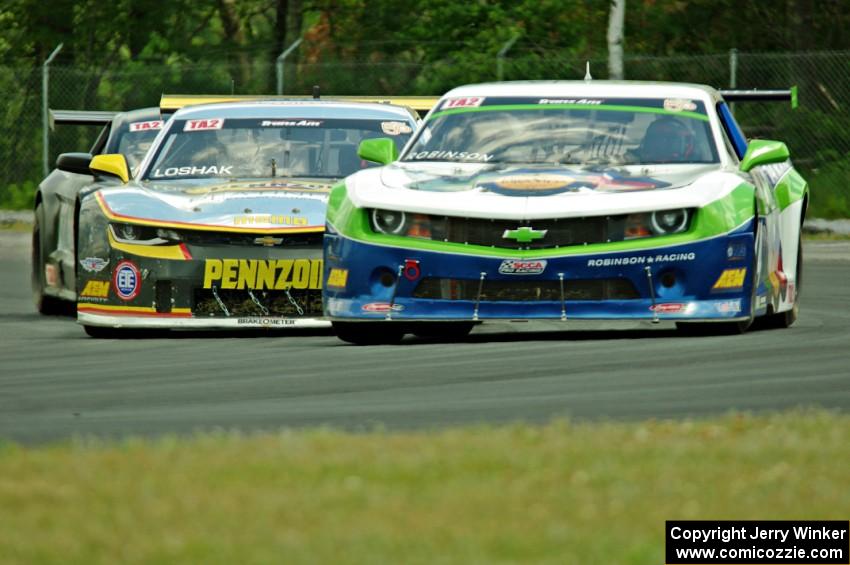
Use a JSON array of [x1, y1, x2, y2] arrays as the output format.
[[76, 234, 328, 330], [323, 225, 756, 323]]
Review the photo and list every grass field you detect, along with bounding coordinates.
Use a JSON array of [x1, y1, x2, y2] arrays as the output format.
[[1, 410, 848, 564]]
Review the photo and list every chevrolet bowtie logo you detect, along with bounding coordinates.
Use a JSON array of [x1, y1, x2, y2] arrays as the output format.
[[502, 226, 547, 244], [254, 236, 284, 247]]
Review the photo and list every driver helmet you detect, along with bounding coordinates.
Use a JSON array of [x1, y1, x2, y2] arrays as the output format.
[[639, 117, 695, 163]]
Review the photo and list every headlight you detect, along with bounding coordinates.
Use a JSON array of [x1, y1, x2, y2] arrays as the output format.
[[369, 210, 438, 239], [650, 209, 690, 235], [370, 209, 407, 234], [109, 223, 180, 245], [116, 223, 145, 241]]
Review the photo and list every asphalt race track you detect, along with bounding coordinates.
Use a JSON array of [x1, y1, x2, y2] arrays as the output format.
[[1, 231, 849, 444]]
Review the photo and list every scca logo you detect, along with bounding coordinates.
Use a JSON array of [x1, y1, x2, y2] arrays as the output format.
[[203, 259, 323, 290]]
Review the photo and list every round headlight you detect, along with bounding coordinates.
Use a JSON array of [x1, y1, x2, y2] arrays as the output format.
[[118, 223, 141, 240], [156, 228, 182, 241], [371, 209, 407, 234], [650, 209, 689, 234]]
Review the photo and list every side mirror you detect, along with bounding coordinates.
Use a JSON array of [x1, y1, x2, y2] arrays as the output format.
[[739, 140, 790, 173], [358, 138, 399, 165], [56, 152, 93, 176], [90, 154, 130, 184]]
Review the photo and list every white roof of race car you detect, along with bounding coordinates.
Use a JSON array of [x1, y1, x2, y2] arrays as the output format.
[[442, 80, 722, 103], [172, 100, 417, 121]]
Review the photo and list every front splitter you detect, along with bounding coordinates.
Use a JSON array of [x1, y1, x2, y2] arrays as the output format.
[[77, 311, 330, 330]]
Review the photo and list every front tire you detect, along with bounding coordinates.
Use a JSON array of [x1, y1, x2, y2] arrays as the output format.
[[332, 322, 406, 345], [32, 202, 66, 315], [760, 233, 802, 329], [410, 322, 476, 340], [676, 319, 752, 336], [83, 325, 159, 339]]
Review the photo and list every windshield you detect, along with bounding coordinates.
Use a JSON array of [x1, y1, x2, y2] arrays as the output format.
[[404, 97, 718, 166], [113, 120, 163, 172], [144, 117, 413, 180]]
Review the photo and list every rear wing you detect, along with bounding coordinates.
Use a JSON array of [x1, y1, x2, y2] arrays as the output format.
[[160, 94, 440, 116], [48, 109, 118, 130], [719, 86, 798, 109]]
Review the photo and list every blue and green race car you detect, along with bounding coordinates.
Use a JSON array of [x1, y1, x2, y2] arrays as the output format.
[[323, 81, 807, 344]]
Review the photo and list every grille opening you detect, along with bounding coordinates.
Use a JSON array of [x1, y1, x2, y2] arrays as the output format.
[[193, 288, 323, 317], [155, 280, 172, 313], [175, 231, 322, 248], [412, 277, 640, 301]]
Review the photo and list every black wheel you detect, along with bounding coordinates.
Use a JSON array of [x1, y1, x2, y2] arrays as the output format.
[[410, 322, 475, 340], [83, 325, 116, 338], [760, 233, 802, 329], [332, 322, 406, 345], [32, 202, 66, 315], [83, 325, 159, 339], [676, 319, 752, 336]]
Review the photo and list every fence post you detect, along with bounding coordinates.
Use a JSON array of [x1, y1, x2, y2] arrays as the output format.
[[728, 47, 738, 115], [42, 43, 63, 177], [276, 37, 303, 95], [496, 33, 521, 81]]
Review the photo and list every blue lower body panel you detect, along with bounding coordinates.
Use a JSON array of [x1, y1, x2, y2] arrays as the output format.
[[324, 225, 757, 323]]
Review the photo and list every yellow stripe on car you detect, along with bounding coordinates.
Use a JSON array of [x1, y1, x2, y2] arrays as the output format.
[[107, 229, 190, 260]]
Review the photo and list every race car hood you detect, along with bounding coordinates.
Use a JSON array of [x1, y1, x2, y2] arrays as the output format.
[[95, 178, 333, 231], [346, 162, 748, 220]]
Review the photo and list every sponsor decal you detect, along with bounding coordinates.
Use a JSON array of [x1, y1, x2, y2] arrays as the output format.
[[152, 165, 233, 177], [726, 242, 748, 261], [478, 168, 670, 196], [650, 303, 686, 313], [409, 150, 494, 162], [712, 268, 747, 290], [237, 318, 298, 326], [80, 279, 110, 298], [326, 268, 348, 289], [381, 121, 413, 136], [499, 259, 548, 275], [756, 161, 792, 186], [538, 98, 603, 105], [663, 98, 697, 112], [234, 215, 308, 226], [757, 295, 768, 309], [79, 257, 109, 273], [129, 120, 163, 132], [113, 260, 141, 301], [203, 259, 323, 290], [493, 174, 578, 196], [442, 97, 484, 109], [715, 299, 742, 314], [361, 302, 404, 313], [497, 175, 573, 190], [261, 119, 322, 127], [184, 181, 332, 194], [587, 252, 696, 267], [45, 264, 58, 287], [184, 118, 224, 131]]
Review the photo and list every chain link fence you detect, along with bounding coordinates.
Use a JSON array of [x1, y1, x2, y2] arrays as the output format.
[[2, 48, 849, 216]]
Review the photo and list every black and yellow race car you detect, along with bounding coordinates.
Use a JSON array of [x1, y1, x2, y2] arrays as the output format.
[[71, 96, 427, 336], [32, 107, 164, 314]]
